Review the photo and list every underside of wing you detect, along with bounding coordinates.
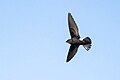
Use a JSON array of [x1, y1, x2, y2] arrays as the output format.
[[66, 45, 79, 62], [68, 13, 80, 39]]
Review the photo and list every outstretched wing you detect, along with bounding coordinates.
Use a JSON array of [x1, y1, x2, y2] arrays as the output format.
[[66, 45, 79, 62], [68, 13, 80, 39]]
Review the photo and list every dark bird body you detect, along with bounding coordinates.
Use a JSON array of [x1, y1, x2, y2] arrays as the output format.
[[66, 13, 92, 62]]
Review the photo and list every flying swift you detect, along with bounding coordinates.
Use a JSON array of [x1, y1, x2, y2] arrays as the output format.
[[66, 13, 92, 62]]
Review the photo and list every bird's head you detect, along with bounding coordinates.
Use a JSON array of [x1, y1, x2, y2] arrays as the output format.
[[66, 39, 72, 44]]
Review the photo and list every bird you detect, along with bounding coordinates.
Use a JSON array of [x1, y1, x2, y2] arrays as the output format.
[[66, 13, 92, 62]]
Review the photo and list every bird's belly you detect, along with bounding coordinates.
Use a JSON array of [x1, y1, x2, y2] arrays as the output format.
[[73, 42, 83, 45], [72, 39, 83, 45]]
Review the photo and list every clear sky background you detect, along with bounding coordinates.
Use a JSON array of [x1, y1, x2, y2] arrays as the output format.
[[0, 0, 120, 80]]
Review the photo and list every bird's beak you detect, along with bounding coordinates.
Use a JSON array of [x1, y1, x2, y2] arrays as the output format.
[[66, 39, 69, 43], [66, 40, 68, 43]]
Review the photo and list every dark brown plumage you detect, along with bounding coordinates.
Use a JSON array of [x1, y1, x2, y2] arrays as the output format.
[[66, 13, 92, 62]]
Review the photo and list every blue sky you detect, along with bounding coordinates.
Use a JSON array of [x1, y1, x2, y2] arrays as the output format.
[[0, 0, 120, 80]]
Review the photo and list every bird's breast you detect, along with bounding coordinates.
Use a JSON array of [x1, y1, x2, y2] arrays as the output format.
[[72, 38, 83, 45]]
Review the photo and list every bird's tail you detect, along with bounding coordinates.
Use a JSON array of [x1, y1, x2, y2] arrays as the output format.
[[83, 37, 92, 51]]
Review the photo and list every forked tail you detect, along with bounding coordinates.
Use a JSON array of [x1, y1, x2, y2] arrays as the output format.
[[83, 37, 92, 51]]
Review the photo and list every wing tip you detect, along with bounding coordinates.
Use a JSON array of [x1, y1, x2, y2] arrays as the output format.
[[66, 53, 72, 63], [68, 12, 71, 16], [66, 58, 70, 62], [66, 54, 71, 62], [68, 12, 71, 14]]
